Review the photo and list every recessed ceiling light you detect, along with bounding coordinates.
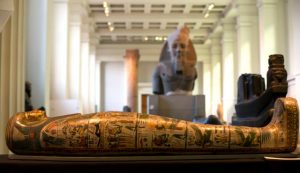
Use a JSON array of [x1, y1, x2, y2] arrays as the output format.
[[204, 12, 209, 18], [103, 1, 108, 8], [208, 3, 215, 11], [109, 26, 114, 32], [104, 8, 110, 16]]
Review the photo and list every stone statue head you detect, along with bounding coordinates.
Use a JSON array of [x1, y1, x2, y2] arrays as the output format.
[[152, 26, 198, 95], [159, 26, 197, 74]]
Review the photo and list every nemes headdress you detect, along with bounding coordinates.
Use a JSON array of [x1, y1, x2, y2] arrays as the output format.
[[159, 26, 197, 66], [167, 26, 190, 49]]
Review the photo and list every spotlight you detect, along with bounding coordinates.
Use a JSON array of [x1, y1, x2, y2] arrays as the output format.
[[109, 26, 114, 32], [208, 3, 215, 10], [204, 12, 209, 18], [103, 1, 108, 8]]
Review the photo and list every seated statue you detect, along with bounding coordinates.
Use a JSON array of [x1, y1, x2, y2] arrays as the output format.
[[152, 26, 197, 95], [6, 97, 298, 156], [232, 54, 288, 127]]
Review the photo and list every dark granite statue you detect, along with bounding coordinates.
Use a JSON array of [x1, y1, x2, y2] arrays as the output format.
[[152, 26, 197, 95], [232, 54, 288, 127], [150, 27, 208, 122], [150, 27, 223, 124]]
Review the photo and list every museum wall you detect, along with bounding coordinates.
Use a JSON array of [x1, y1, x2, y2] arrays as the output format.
[[101, 61, 125, 111], [138, 62, 157, 83]]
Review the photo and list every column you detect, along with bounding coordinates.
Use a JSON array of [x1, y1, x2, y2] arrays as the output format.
[[235, 0, 260, 76], [123, 49, 140, 112], [257, 0, 287, 79], [203, 61, 212, 115], [0, 0, 26, 154], [210, 35, 222, 115], [68, 1, 82, 100], [88, 37, 97, 113], [221, 18, 237, 123], [80, 26, 90, 114], [95, 60, 101, 112], [26, 0, 48, 110], [50, 0, 69, 101], [0, 17, 11, 154], [99, 61, 105, 112], [10, 0, 26, 114]]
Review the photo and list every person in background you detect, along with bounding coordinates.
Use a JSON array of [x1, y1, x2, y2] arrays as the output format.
[[25, 81, 46, 113], [122, 105, 131, 112], [25, 81, 33, 111]]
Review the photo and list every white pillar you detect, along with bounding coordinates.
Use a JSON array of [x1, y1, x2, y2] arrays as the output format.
[[257, 0, 287, 79], [95, 60, 101, 112], [26, 0, 48, 110], [210, 35, 222, 115], [89, 37, 97, 113], [203, 61, 212, 115], [68, 4, 82, 100], [50, 0, 69, 100], [235, 0, 260, 76], [221, 18, 237, 124], [80, 28, 90, 114], [0, 0, 26, 154], [0, 17, 11, 154], [99, 61, 105, 112], [10, 0, 26, 114]]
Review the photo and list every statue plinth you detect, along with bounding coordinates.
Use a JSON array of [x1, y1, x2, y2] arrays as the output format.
[[147, 94, 205, 121]]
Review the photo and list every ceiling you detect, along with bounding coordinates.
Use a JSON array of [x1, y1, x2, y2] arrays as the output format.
[[87, 0, 232, 45]]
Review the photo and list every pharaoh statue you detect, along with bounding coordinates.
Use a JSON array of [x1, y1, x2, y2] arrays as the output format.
[[150, 26, 221, 123], [152, 26, 197, 95], [5, 97, 299, 156], [148, 26, 208, 121]]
